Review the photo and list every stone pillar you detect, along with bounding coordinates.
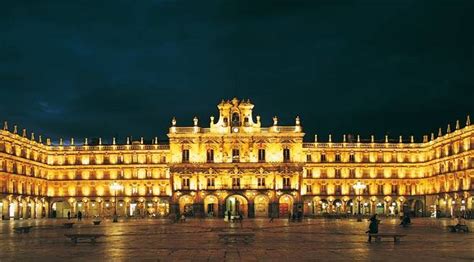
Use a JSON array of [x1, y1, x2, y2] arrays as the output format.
[[170, 203, 179, 215], [22, 202, 28, 219], [1, 199, 8, 220], [218, 202, 225, 218], [294, 202, 303, 217], [15, 201, 20, 220], [247, 202, 255, 218], [270, 202, 279, 218], [193, 203, 204, 218]]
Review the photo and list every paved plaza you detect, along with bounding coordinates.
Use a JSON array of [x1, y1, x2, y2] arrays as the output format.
[[0, 217, 473, 261]]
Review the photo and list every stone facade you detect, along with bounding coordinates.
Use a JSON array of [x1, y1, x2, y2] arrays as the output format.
[[0, 98, 473, 219]]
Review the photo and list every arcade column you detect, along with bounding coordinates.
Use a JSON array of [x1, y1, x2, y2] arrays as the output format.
[[247, 201, 255, 218]]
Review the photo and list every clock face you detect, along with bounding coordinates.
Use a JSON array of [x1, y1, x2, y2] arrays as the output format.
[[233, 127, 239, 133]]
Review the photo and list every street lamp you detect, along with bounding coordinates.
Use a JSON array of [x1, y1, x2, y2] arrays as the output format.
[[110, 182, 123, 222], [353, 181, 366, 222]]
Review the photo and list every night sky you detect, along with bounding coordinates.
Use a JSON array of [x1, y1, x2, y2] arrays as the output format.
[[1, 0, 473, 143]]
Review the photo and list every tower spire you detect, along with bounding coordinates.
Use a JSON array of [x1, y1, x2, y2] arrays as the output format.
[[467, 115, 471, 126], [456, 120, 460, 130], [447, 124, 451, 133], [3, 121, 7, 130]]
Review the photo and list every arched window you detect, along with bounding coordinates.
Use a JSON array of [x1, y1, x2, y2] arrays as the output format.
[[231, 112, 240, 127], [244, 117, 249, 126]]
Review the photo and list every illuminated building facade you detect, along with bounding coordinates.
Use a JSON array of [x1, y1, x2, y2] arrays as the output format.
[[0, 98, 473, 219]]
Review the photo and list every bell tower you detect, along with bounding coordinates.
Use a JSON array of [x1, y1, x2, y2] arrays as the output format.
[[211, 98, 260, 133]]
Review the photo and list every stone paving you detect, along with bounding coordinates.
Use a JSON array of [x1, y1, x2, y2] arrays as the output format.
[[0, 217, 473, 261]]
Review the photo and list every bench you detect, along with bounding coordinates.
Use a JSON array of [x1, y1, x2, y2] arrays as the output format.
[[63, 222, 75, 228], [93, 220, 101, 225], [369, 233, 406, 243], [65, 234, 105, 244], [14, 226, 33, 234], [447, 225, 469, 233], [218, 232, 255, 244]]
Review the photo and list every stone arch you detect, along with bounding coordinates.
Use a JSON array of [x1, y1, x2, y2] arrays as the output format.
[[204, 195, 218, 217], [51, 200, 72, 218], [224, 194, 249, 218], [254, 194, 270, 217], [278, 194, 294, 216], [178, 195, 194, 216]]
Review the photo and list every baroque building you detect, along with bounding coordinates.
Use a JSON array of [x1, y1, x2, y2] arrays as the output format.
[[0, 98, 473, 220]]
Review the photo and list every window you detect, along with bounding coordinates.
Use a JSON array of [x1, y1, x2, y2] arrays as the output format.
[[182, 178, 190, 188], [335, 169, 341, 179], [258, 177, 265, 187], [349, 154, 355, 163], [147, 186, 153, 196], [378, 185, 384, 195], [223, 117, 228, 126], [406, 185, 412, 195], [244, 117, 249, 126], [335, 185, 341, 195], [335, 154, 341, 162], [321, 154, 327, 162], [349, 169, 355, 178], [231, 112, 240, 126], [321, 185, 327, 194], [182, 150, 190, 163], [258, 149, 266, 162], [306, 154, 312, 162], [283, 149, 290, 162], [206, 149, 214, 163], [232, 178, 240, 187], [307, 169, 313, 178], [207, 178, 215, 187], [232, 149, 240, 163], [306, 184, 312, 193], [283, 177, 291, 188], [391, 185, 397, 194], [132, 186, 138, 196]]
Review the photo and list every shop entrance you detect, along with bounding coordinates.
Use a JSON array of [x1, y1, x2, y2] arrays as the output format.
[[225, 195, 248, 219]]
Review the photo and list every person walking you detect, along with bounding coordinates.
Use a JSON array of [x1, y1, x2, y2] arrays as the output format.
[[366, 214, 380, 242], [269, 213, 274, 223], [78, 211, 82, 221], [239, 213, 243, 228], [67, 211, 71, 220], [227, 210, 232, 223]]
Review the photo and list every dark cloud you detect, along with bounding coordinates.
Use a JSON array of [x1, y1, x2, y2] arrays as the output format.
[[0, 0, 472, 142]]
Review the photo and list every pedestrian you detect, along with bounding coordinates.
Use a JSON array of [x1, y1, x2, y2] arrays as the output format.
[[366, 214, 380, 242], [239, 213, 243, 228], [227, 210, 231, 222], [400, 215, 411, 227], [78, 211, 82, 221], [269, 213, 274, 223], [67, 211, 71, 220], [288, 212, 292, 222]]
